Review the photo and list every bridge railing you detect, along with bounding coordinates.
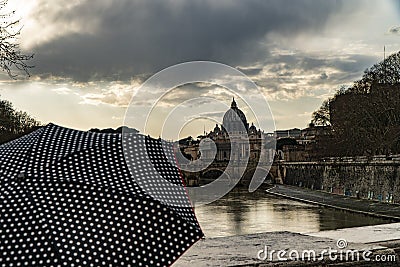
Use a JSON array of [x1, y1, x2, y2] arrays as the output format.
[[321, 154, 400, 163]]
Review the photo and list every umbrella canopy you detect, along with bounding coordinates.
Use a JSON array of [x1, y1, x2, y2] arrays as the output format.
[[0, 124, 203, 267]]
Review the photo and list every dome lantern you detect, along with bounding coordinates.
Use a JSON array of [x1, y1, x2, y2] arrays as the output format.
[[231, 97, 237, 108], [223, 98, 249, 134]]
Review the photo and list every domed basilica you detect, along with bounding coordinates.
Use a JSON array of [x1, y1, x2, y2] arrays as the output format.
[[222, 98, 249, 134], [183, 98, 266, 163]]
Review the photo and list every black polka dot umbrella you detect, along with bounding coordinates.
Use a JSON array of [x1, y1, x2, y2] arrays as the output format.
[[0, 124, 204, 266]]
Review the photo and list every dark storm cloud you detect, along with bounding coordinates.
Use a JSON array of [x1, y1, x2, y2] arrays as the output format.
[[259, 52, 378, 83], [248, 52, 379, 100], [269, 53, 377, 75], [320, 72, 328, 80], [389, 26, 400, 35], [236, 67, 263, 77], [29, 0, 347, 82]]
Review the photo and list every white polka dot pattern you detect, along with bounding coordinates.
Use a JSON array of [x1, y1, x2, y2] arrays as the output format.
[[0, 124, 203, 266]]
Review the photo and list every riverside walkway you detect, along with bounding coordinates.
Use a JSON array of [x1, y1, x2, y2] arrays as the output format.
[[175, 185, 400, 266], [266, 185, 400, 221], [175, 225, 400, 266]]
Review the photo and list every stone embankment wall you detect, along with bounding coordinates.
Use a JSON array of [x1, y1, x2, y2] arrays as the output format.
[[283, 155, 400, 203]]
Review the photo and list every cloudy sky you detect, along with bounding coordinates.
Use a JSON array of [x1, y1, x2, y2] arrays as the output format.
[[1, 0, 400, 139]]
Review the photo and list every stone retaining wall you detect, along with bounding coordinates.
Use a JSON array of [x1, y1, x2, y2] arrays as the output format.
[[283, 160, 400, 203]]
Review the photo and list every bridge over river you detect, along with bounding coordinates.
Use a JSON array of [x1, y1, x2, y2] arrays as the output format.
[[180, 160, 286, 187], [181, 155, 400, 204]]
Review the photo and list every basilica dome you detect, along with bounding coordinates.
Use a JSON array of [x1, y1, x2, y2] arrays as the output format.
[[222, 98, 249, 134]]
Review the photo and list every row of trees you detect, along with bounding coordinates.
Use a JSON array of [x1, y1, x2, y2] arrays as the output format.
[[0, 1, 36, 144], [0, 98, 40, 144], [311, 51, 400, 156]]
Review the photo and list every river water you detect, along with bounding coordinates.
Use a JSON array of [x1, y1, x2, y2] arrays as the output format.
[[194, 187, 391, 238]]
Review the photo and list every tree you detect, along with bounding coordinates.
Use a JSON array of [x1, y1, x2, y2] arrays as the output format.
[[311, 99, 331, 126], [0, 0, 33, 78], [276, 137, 297, 150], [311, 51, 400, 157], [350, 51, 400, 94], [311, 84, 353, 127], [0, 97, 40, 144]]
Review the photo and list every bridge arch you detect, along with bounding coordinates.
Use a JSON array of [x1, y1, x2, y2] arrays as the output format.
[[241, 166, 272, 185], [200, 168, 231, 185]]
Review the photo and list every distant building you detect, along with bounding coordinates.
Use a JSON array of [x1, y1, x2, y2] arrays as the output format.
[[180, 98, 275, 163], [274, 128, 301, 139], [222, 98, 249, 134], [179, 98, 334, 164], [276, 124, 332, 161]]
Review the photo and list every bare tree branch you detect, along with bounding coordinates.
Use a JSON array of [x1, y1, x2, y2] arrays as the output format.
[[312, 51, 400, 157], [0, 0, 33, 78]]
